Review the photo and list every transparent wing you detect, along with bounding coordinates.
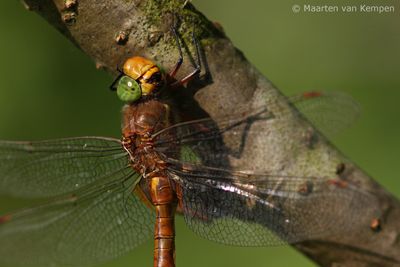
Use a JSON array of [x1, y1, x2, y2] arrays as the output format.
[[154, 91, 360, 167], [289, 91, 361, 137], [0, 137, 129, 198], [156, 91, 360, 148], [154, 106, 269, 169], [167, 162, 378, 246], [0, 170, 154, 267], [154, 91, 372, 246]]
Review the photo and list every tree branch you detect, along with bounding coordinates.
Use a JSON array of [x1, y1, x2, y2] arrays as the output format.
[[22, 0, 400, 266]]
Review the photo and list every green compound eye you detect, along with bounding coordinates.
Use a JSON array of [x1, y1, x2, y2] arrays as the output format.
[[116, 76, 142, 102]]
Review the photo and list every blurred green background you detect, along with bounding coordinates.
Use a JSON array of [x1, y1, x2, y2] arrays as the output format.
[[0, 1, 399, 266]]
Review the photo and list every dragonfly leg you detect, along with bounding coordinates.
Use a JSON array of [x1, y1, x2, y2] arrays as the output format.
[[168, 26, 183, 79], [109, 71, 124, 91], [170, 30, 201, 88]]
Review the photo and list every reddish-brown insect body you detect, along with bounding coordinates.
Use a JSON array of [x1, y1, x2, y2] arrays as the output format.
[[122, 98, 177, 267], [115, 45, 200, 266], [109, 28, 200, 266]]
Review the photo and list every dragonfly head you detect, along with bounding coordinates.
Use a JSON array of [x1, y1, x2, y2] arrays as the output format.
[[115, 56, 165, 102]]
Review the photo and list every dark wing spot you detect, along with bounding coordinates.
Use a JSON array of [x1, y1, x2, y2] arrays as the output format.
[[0, 214, 11, 224]]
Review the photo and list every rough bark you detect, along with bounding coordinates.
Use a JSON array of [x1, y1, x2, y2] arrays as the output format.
[[22, 0, 400, 266]]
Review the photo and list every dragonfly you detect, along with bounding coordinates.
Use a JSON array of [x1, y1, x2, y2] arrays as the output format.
[[0, 32, 377, 267]]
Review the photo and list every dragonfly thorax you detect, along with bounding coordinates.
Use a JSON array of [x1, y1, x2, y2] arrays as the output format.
[[122, 100, 170, 138], [121, 99, 171, 178]]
